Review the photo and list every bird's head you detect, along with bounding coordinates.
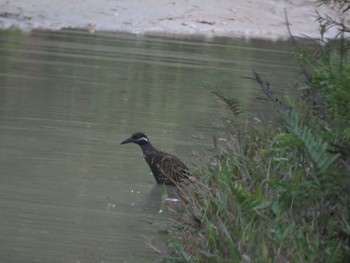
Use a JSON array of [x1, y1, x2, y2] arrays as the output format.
[[120, 132, 150, 146]]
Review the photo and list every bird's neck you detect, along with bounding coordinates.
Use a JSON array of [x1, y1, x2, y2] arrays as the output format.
[[139, 143, 157, 156]]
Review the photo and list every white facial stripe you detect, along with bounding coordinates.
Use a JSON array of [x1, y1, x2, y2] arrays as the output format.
[[134, 137, 149, 143]]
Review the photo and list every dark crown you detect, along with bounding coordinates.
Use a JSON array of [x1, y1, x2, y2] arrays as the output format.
[[121, 132, 149, 145]]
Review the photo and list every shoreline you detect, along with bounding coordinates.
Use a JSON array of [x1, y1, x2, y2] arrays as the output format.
[[0, 0, 347, 40]]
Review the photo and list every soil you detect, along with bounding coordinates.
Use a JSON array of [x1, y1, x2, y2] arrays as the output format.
[[0, 0, 348, 40]]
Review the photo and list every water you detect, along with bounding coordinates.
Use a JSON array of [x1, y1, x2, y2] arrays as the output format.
[[0, 29, 300, 262]]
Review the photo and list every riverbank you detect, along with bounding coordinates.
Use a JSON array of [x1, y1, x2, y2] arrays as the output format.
[[0, 0, 346, 40], [167, 4, 350, 258]]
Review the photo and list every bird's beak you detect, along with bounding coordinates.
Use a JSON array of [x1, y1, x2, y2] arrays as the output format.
[[120, 136, 133, 145]]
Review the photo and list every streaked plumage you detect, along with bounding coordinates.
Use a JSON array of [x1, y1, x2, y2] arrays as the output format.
[[121, 132, 189, 185]]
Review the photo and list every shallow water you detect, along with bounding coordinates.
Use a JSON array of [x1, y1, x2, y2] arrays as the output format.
[[0, 29, 299, 262]]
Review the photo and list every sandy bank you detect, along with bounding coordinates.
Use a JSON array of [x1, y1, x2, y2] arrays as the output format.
[[0, 0, 348, 39]]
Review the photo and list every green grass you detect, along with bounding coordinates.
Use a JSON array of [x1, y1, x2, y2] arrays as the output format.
[[167, 119, 349, 262]]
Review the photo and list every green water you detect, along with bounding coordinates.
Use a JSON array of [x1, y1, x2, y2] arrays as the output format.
[[0, 29, 299, 262]]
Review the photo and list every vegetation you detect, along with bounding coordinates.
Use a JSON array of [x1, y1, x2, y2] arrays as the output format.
[[166, 2, 350, 262]]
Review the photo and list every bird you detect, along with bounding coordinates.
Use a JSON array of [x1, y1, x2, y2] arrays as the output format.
[[120, 132, 189, 185]]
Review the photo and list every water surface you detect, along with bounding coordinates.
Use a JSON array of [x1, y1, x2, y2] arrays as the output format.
[[0, 29, 299, 262]]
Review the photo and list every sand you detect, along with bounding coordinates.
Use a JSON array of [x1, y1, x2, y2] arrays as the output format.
[[0, 0, 348, 40]]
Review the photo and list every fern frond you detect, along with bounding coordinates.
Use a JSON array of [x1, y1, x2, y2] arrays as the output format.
[[252, 72, 291, 112], [205, 84, 242, 116], [284, 110, 339, 174]]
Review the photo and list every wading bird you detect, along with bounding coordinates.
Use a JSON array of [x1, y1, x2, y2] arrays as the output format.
[[121, 132, 189, 185]]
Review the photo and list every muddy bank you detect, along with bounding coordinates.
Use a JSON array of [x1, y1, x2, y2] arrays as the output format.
[[0, 0, 347, 39]]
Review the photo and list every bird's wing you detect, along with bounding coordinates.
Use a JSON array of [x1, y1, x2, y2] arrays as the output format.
[[158, 155, 189, 183]]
